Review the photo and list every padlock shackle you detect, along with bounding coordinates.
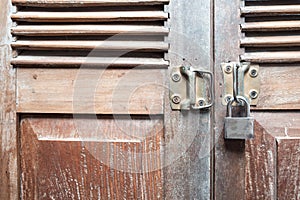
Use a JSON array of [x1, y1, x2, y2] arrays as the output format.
[[227, 96, 250, 117]]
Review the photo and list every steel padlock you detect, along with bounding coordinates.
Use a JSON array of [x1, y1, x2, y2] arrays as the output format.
[[225, 96, 254, 139]]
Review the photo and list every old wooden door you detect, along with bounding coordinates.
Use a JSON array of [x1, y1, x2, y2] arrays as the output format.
[[1, 0, 300, 199], [1, 0, 213, 199]]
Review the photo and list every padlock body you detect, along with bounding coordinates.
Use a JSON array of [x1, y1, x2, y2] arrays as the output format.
[[225, 117, 254, 139]]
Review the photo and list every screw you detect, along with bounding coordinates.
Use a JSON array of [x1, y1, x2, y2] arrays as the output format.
[[198, 99, 205, 107], [225, 95, 233, 103], [225, 65, 232, 73], [250, 68, 258, 78], [172, 95, 181, 104], [172, 73, 181, 82], [249, 90, 258, 99]]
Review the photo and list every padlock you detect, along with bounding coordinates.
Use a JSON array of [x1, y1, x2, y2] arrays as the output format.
[[225, 96, 254, 139]]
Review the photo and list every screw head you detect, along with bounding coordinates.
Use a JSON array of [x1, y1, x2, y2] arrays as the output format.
[[250, 68, 258, 78], [172, 95, 181, 104], [249, 90, 258, 99], [225, 65, 232, 74], [172, 73, 181, 82], [224, 95, 233, 103], [198, 99, 206, 107]]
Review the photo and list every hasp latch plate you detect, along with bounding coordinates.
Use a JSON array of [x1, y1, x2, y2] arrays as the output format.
[[170, 66, 214, 110], [221, 62, 260, 106]]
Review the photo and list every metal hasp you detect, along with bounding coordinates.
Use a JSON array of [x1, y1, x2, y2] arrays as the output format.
[[225, 96, 254, 139], [221, 62, 260, 106], [170, 66, 214, 110]]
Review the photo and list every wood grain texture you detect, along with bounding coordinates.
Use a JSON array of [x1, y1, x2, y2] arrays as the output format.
[[12, 40, 168, 52], [20, 116, 164, 199], [11, 11, 168, 22], [12, 0, 169, 7], [277, 138, 300, 200], [11, 25, 169, 36], [0, 0, 17, 199], [214, 0, 246, 199], [241, 52, 300, 63], [245, 121, 276, 200], [254, 66, 300, 109], [17, 68, 165, 114], [164, 0, 211, 199], [12, 56, 169, 67], [241, 5, 300, 17]]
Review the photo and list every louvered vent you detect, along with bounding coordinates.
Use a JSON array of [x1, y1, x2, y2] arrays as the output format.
[[241, 0, 300, 63], [11, 0, 169, 67]]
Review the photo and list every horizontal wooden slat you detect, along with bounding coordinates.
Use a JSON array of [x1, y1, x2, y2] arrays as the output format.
[[17, 68, 165, 114], [12, 0, 169, 7], [12, 40, 168, 51], [12, 56, 169, 67], [241, 5, 300, 17], [253, 66, 300, 110], [241, 21, 300, 32], [241, 36, 300, 47], [11, 25, 169, 36], [11, 11, 168, 22], [241, 51, 300, 63]]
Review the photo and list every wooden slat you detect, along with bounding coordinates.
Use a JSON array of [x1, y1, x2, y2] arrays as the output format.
[[12, 0, 169, 7], [17, 68, 165, 114], [11, 11, 168, 22], [241, 51, 300, 63], [12, 56, 169, 67], [12, 40, 168, 51], [277, 139, 300, 200], [241, 5, 300, 17], [241, 21, 300, 32], [11, 25, 169, 36], [241, 36, 300, 47], [20, 116, 164, 199]]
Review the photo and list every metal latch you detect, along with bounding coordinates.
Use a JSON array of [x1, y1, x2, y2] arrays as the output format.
[[221, 62, 260, 105], [169, 66, 214, 110]]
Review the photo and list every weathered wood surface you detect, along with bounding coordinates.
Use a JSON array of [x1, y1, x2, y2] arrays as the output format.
[[17, 68, 165, 114], [241, 52, 300, 63], [277, 138, 300, 200], [20, 116, 164, 199], [164, 0, 211, 199], [245, 121, 276, 200], [241, 5, 300, 17], [12, 0, 169, 7], [12, 25, 169, 36], [12, 40, 168, 52], [0, 0, 17, 199], [241, 36, 300, 47], [11, 11, 168, 22], [214, 0, 246, 199]]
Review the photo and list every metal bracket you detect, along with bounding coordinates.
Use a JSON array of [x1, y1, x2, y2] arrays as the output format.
[[221, 62, 260, 106], [170, 66, 214, 110]]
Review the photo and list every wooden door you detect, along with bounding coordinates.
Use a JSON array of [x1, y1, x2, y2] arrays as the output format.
[[0, 0, 213, 199], [215, 0, 300, 199]]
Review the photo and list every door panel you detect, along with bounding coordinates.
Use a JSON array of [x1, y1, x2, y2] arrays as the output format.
[[20, 116, 164, 199]]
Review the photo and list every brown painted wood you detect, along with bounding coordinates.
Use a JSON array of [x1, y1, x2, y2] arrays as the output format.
[[17, 68, 165, 114], [277, 138, 300, 200], [11, 11, 168, 22], [245, 121, 276, 200], [12, 0, 169, 7], [241, 52, 300, 63], [11, 25, 169, 36], [0, 0, 18, 199], [241, 36, 300, 47], [12, 40, 168, 52], [214, 0, 246, 199], [20, 116, 164, 199], [241, 21, 300, 32]]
